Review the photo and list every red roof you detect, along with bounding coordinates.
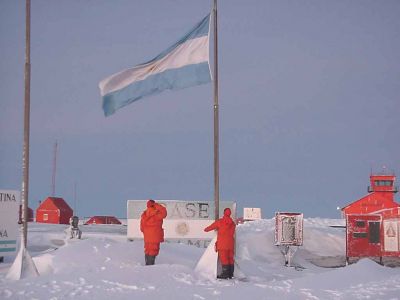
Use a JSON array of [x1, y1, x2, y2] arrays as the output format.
[[341, 192, 400, 216], [38, 197, 73, 211], [85, 216, 121, 225]]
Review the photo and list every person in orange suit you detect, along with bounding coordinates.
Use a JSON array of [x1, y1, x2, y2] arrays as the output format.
[[204, 207, 236, 279], [140, 199, 167, 265]]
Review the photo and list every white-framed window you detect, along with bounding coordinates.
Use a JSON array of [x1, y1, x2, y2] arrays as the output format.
[[43, 214, 48, 221]]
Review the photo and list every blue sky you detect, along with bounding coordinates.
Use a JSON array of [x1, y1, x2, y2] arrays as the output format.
[[1, 0, 399, 219]]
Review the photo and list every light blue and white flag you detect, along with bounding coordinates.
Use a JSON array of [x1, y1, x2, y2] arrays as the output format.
[[99, 14, 211, 117]]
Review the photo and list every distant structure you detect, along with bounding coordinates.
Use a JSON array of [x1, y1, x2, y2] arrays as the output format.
[[18, 205, 34, 222], [243, 208, 262, 221], [341, 171, 399, 217], [85, 216, 122, 225], [36, 197, 73, 224], [237, 207, 262, 224]]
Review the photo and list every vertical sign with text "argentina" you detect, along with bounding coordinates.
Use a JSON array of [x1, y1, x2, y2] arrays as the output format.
[[0, 190, 20, 255]]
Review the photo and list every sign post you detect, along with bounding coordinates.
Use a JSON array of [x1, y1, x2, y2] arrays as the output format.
[[275, 212, 304, 267]]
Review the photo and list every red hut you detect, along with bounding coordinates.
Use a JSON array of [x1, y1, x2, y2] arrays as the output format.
[[85, 216, 121, 225], [342, 171, 400, 262], [36, 197, 73, 224]]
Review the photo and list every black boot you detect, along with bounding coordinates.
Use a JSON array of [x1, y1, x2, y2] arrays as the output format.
[[148, 255, 156, 265], [145, 254, 150, 265], [228, 264, 234, 279], [217, 265, 230, 279]]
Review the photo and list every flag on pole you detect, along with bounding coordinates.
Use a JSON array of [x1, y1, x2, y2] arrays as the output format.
[[99, 14, 211, 117]]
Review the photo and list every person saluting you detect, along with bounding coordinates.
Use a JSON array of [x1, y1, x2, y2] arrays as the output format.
[[204, 207, 236, 279], [140, 199, 167, 265]]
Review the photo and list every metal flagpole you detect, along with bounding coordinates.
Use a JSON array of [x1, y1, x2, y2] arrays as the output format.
[[213, 0, 219, 221], [7, 0, 39, 280], [22, 0, 31, 248]]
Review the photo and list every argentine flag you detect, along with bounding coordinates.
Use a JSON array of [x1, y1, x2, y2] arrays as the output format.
[[99, 14, 211, 117]]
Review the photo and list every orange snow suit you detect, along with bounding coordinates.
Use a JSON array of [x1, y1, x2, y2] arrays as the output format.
[[140, 201, 167, 256], [204, 208, 236, 265]]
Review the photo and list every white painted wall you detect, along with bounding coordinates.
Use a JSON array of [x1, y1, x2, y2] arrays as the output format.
[[0, 190, 20, 256]]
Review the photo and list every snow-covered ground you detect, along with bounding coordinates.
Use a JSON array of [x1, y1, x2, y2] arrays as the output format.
[[1, 218, 400, 299]]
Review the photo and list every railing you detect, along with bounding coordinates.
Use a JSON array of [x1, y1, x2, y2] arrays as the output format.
[[368, 186, 399, 193]]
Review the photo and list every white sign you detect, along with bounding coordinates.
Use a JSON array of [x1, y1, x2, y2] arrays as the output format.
[[243, 208, 262, 220], [127, 200, 236, 247], [383, 219, 399, 252], [0, 190, 20, 255], [275, 212, 303, 246]]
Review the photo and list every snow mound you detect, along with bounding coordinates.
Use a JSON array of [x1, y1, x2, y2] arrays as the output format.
[[0, 218, 399, 300]]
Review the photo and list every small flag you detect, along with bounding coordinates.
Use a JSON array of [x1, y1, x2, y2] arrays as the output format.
[[99, 14, 211, 117]]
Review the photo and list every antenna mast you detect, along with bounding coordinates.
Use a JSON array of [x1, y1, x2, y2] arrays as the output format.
[[51, 140, 58, 196], [73, 181, 77, 215]]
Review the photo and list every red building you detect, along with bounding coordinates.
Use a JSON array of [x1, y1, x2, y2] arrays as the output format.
[[342, 172, 400, 262], [85, 216, 121, 225], [19, 205, 34, 222], [36, 197, 73, 224], [341, 173, 399, 217]]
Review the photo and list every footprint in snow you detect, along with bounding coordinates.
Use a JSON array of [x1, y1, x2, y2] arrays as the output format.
[[1, 289, 13, 298], [173, 273, 194, 285]]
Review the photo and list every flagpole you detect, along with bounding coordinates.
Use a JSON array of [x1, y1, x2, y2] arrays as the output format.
[[22, 0, 31, 248], [6, 0, 39, 280], [213, 0, 219, 221]]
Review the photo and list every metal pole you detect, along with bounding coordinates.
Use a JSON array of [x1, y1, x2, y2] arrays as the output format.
[[73, 181, 77, 215], [213, 0, 219, 221], [51, 140, 58, 196], [22, 0, 31, 248]]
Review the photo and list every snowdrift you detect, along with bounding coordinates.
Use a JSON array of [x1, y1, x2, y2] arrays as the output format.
[[1, 218, 399, 300]]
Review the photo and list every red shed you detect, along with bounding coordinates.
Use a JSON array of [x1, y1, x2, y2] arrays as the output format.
[[342, 171, 400, 263], [85, 216, 121, 225], [341, 172, 399, 217], [36, 197, 73, 224]]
